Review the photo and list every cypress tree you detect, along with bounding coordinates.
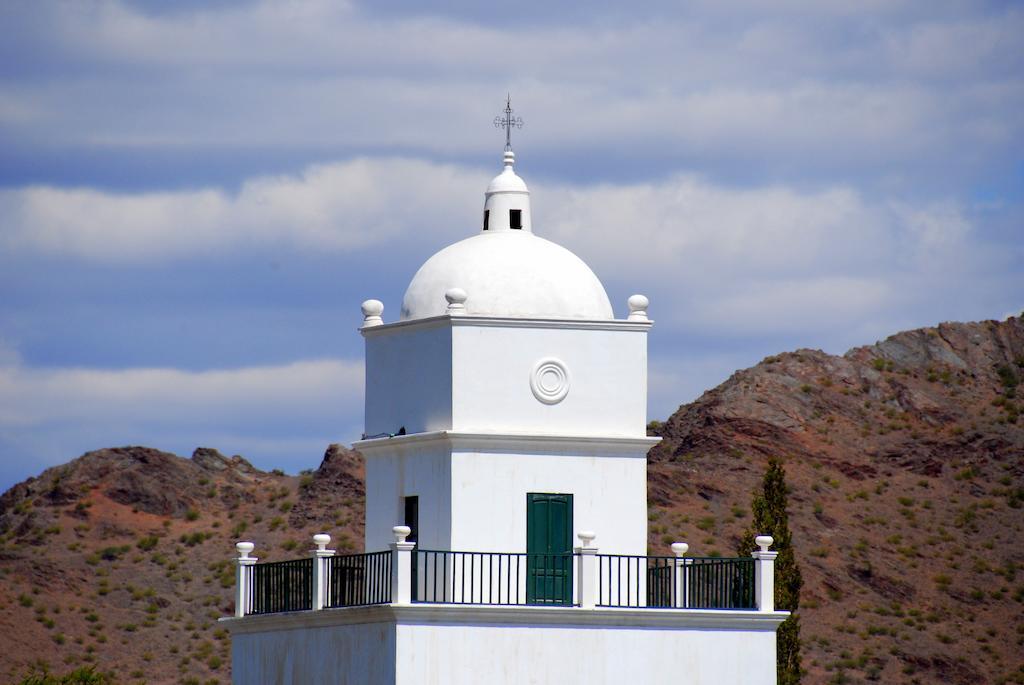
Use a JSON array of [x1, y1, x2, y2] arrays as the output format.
[[739, 457, 803, 685]]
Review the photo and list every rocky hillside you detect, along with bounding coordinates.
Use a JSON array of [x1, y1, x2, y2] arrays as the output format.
[[647, 316, 1024, 684], [0, 316, 1021, 684], [0, 445, 365, 684]]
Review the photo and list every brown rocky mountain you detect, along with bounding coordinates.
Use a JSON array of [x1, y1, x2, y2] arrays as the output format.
[[1, 316, 1022, 684], [0, 445, 365, 684], [648, 316, 1024, 684]]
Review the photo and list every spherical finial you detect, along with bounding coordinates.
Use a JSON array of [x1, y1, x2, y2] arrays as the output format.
[[627, 294, 649, 321], [445, 288, 468, 315], [503, 150, 515, 167], [393, 525, 411, 543], [236, 541, 255, 559], [577, 531, 597, 548], [361, 299, 384, 327], [755, 535, 774, 552], [671, 542, 689, 557], [313, 533, 331, 551]]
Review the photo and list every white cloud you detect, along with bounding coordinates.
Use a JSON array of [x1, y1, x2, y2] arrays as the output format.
[[537, 172, 992, 336], [884, 15, 1024, 79], [1, 155, 1005, 342], [0, 356, 365, 483], [0, 158, 485, 262], [539, 177, 878, 275], [1, 1, 1020, 183], [691, 277, 893, 333], [0, 358, 363, 427]]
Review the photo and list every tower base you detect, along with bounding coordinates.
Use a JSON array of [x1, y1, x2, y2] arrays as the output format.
[[227, 604, 787, 684]]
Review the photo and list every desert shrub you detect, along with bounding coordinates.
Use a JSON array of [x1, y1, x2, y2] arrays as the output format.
[[136, 535, 159, 551], [696, 516, 716, 531], [17, 665, 113, 684], [98, 546, 129, 561], [178, 531, 212, 547]]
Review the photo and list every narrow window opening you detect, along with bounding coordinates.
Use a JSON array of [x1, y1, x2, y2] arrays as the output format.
[[403, 496, 419, 544], [509, 209, 522, 230], [483, 210, 489, 231]]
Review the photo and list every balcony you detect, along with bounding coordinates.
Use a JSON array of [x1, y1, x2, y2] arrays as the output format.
[[230, 528, 780, 618]]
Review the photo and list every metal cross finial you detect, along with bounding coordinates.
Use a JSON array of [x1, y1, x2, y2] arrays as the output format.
[[493, 94, 523, 151]]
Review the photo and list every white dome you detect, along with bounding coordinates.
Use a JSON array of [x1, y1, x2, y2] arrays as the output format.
[[401, 231, 613, 320]]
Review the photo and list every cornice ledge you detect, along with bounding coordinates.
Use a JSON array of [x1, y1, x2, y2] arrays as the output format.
[[221, 605, 790, 634], [220, 605, 398, 635], [355, 431, 661, 454], [361, 315, 653, 337], [392, 605, 789, 630]]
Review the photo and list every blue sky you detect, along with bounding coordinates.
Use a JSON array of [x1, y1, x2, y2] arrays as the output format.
[[1, 0, 1022, 491]]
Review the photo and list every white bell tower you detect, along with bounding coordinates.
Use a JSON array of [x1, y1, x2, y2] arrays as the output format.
[[356, 127, 658, 560], [227, 100, 788, 685]]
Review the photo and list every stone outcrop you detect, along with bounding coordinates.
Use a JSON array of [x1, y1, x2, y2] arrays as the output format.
[[646, 315, 1023, 684]]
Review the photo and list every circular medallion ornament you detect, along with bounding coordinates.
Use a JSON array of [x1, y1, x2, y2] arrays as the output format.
[[530, 358, 570, 405]]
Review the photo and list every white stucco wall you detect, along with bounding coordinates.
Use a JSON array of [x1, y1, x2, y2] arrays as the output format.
[[228, 607, 784, 685], [395, 622, 776, 684], [363, 317, 651, 442], [360, 434, 655, 556], [364, 439, 453, 553], [449, 448, 647, 556], [450, 322, 648, 437], [364, 322, 452, 437], [231, 618, 395, 685]]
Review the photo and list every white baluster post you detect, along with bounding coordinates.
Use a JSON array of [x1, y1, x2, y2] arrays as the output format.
[[445, 288, 468, 315], [235, 542, 257, 618], [361, 299, 384, 327], [390, 526, 415, 605], [576, 531, 598, 609], [627, 294, 650, 321], [671, 542, 689, 609], [312, 533, 335, 611], [752, 535, 777, 612]]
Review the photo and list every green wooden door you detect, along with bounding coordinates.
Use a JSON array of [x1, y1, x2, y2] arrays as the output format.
[[526, 493, 573, 605]]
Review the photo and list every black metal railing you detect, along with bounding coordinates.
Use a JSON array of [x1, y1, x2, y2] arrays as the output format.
[[597, 554, 675, 608], [596, 555, 755, 609], [251, 558, 313, 614], [413, 550, 575, 606], [240, 550, 759, 616], [687, 557, 755, 609], [326, 551, 392, 608]]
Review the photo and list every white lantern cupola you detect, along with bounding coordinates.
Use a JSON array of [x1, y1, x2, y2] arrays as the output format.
[[483, 149, 531, 233]]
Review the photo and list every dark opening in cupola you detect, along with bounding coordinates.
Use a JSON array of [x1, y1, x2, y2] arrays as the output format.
[[404, 496, 419, 543], [483, 210, 490, 231], [510, 209, 522, 230]]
